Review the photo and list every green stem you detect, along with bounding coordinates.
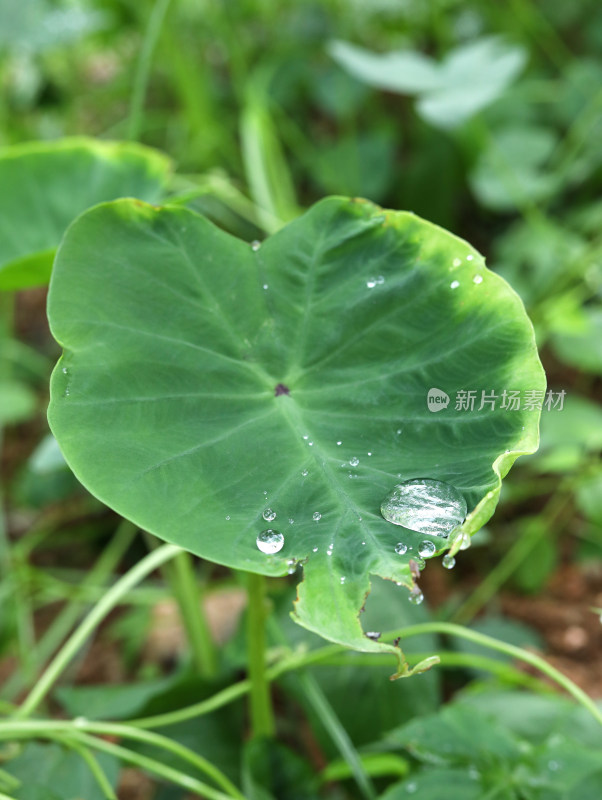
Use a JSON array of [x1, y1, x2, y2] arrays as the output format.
[[56, 735, 117, 800], [393, 622, 602, 727], [14, 544, 181, 719], [126, 618, 602, 732], [0, 723, 239, 800], [245, 572, 275, 738], [297, 672, 376, 800], [170, 551, 217, 678], [2, 519, 138, 701], [127, 0, 173, 141]]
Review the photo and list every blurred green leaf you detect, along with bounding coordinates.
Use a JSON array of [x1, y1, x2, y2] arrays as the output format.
[[329, 37, 526, 129], [551, 307, 602, 375], [242, 739, 317, 800], [470, 125, 559, 211], [4, 742, 119, 800], [0, 138, 171, 290], [0, 379, 37, 425], [379, 769, 483, 800]]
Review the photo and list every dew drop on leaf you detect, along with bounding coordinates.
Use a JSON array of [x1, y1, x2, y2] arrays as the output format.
[[301, 469, 308, 477], [349, 456, 359, 466], [473, 274, 483, 284], [256, 529, 284, 554], [442, 554, 456, 569], [418, 540, 436, 558], [312, 511, 322, 521], [262, 508, 276, 522], [380, 478, 467, 537], [450, 280, 460, 289], [394, 542, 408, 555], [408, 589, 424, 606], [250, 240, 261, 251]]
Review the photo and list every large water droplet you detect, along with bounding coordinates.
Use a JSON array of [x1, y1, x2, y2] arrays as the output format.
[[256, 529, 284, 554], [395, 542, 408, 555], [262, 508, 276, 522], [442, 554, 456, 569], [418, 540, 436, 558], [380, 478, 467, 537]]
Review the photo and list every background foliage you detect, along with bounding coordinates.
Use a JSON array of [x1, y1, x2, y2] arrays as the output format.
[[0, 0, 601, 798]]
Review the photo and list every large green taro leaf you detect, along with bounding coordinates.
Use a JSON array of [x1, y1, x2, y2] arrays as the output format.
[[0, 137, 171, 290], [47, 197, 545, 675]]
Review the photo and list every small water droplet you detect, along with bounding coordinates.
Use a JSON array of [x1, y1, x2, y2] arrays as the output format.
[[367, 451, 372, 456], [313, 512, 322, 521], [312, 546, 318, 552], [61, 367, 68, 374], [348, 472, 357, 479], [251, 240, 261, 251], [262, 508, 276, 522], [396, 428, 402, 435], [303, 435, 308, 440], [366, 278, 377, 288], [466, 254, 474, 261], [450, 280, 460, 289], [301, 469, 308, 477], [262, 283, 269, 290], [288, 518, 294, 524], [256, 529, 284, 554], [361, 540, 366, 545], [408, 590, 424, 606], [418, 540, 436, 558], [395, 542, 408, 555], [225, 515, 231, 521], [442, 554, 456, 569], [459, 532, 471, 550], [452, 258, 462, 267], [366, 631, 381, 640], [336, 440, 342, 446], [548, 760, 560, 772], [376, 275, 385, 285], [415, 557, 426, 570], [340, 576, 346, 584], [473, 274, 483, 284], [381, 479, 467, 537], [349, 456, 360, 467], [308, 441, 314, 446], [64, 388, 70, 396]]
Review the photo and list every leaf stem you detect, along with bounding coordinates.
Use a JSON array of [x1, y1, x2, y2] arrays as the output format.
[[170, 551, 217, 678], [14, 543, 181, 719], [127, 0, 173, 141], [392, 622, 602, 727], [245, 572, 275, 738], [0, 721, 245, 800]]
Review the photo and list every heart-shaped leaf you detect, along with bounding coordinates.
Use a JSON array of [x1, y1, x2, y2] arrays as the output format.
[[0, 137, 171, 290], [47, 197, 544, 675]]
